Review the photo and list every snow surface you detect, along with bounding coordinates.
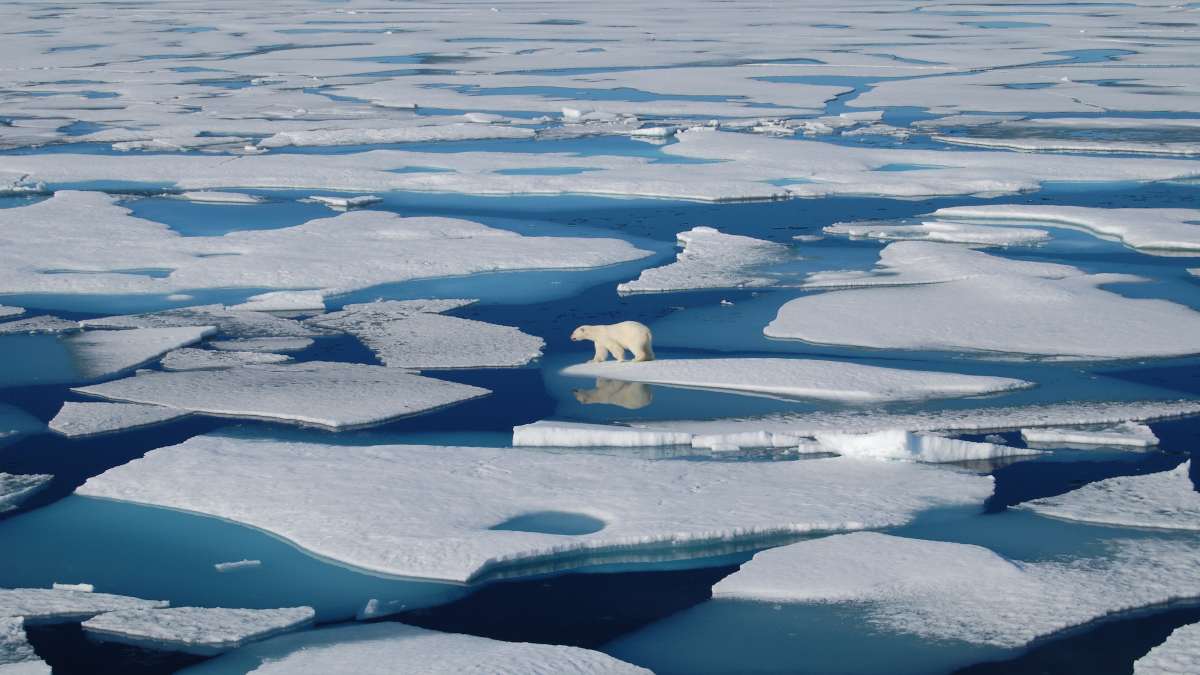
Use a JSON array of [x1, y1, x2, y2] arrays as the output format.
[[0, 474, 52, 513], [227, 292, 325, 313], [82, 606, 314, 656], [208, 338, 313, 354], [73, 362, 488, 430], [617, 227, 789, 294], [0, 316, 80, 335], [182, 622, 650, 675], [0, 618, 47, 675], [1020, 422, 1159, 448], [768, 242, 1200, 359], [83, 305, 320, 339], [49, 401, 190, 438], [307, 300, 544, 369], [824, 220, 1049, 247], [1135, 622, 1200, 675], [64, 326, 215, 381], [932, 205, 1200, 254], [513, 421, 693, 448], [259, 124, 533, 148], [161, 348, 291, 371], [78, 435, 993, 583], [562, 358, 1030, 403], [1023, 461, 1198, 531], [0, 588, 166, 625], [0, 308, 23, 320], [812, 430, 1040, 463], [712, 532, 1200, 648]]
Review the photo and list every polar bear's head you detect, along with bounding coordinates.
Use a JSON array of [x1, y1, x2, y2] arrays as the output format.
[[570, 325, 592, 342]]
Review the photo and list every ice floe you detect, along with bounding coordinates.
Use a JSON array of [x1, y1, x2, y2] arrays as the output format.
[[1135, 622, 1200, 675], [711, 532, 1200, 648], [161, 348, 291, 371], [616, 227, 790, 294], [1023, 461, 1198, 531], [226, 292, 325, 313], [0, 587, 166, 625], [182, 622, 650, 675], [49, 401, 190, 438], [208, 338, 313, 354], [307, 300, 544, 369], [0, 316, 80, 335], [0, 308, 24, 320], [1020, 422, 1159, 448], [74, 362, 488, 430], [78, 434, 993, 582], [259, 123, 533, 148], [307, 195, 382, 210], [0, 474, 53, 513], [0, 618, 48, 675], [767, 242, 1200, 359], [562, 358, 1030, 403], [83, 305, 320, 339], [811, 430, 1039, 463], [823, 220, 1050, 247], [931, 205, 1200, 255], [174, 192, 265, 205], [64, 326, 215, 382], [82, 606, 314, 656], [513, 420, 693, 448]]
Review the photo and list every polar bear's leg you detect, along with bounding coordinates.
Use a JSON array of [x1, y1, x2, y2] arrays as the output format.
[[605, 340, 627, 362], [591, 341, 609, 362], [631, 344, 651, 362]]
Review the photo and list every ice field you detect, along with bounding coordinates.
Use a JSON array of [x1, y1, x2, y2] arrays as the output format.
[[1, 0, 1200, 673]]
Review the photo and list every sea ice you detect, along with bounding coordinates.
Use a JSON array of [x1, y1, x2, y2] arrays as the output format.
[[78, 435, 993, 583], [617, 227, 789, 294], [181, 622, 650, 675], [227, 292, 325, 313], [208, 338, 313, 354], [0, 588, 166, 625], [823, 220, 1050, 247], [811, 429, 1040, 463], [0, 474, 52, 513], [712, 532, 1200, 648], [307, 195, 382, 210], [0, 308, 23, 320], [1023, 461, 1198, 531], [161, 348, 291, 371], [512, 420, 693, 448], [0, 316, 81, 335], [82, 606, 315, 656], [73, 362, 488, 429], [307, 300, 544, 369], [48, 401, 190, 438], [1020, 422, 1159, 448], [767, 242, 1200, 359], [174, 192, 265, 205], [83, 305, 321, 339], [1135, 622, 1200, 675], [259, 123, 533, 148], [214, 560, 261, 574], [63, 326, 215, 381], [0, 618, 48, 675], [562, 358, 1030, 403]]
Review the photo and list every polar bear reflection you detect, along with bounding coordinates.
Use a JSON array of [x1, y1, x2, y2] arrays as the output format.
[[574, 378, 653, 410], [570, 321, 654, 363]]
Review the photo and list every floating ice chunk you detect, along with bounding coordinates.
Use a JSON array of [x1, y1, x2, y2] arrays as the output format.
[[1135, 622, 1200, 675], [307, 300, 544, 369], [83, 305, 321, 339], [308, 195, 382, 210], [630, 126, 677, 138], [78, 435, 993, 583], [227, 292, 325, 313], [812, 429, 1040, 463], [208, 338, 313, 354], [173, 192, 264, 205], [65, 326, 215, 382], [0, 316, 80, 335], [82, 606, 314, 656], [563, 358, 1030, 403], [0, 474, 52, 513], [768, 242, 1200, 359], [462, 113, 506, 124], [931, 205, 1200, 255], [182, 622, 650, 675], [712, 532, 1200, 648], [1, 618, 48, 675], [0, 588, 166, 625], [51, 584, 92, 593], [214, 560, 261, 574], [1020, 421, 1159, 448], [74, 362, 488, 430], [618, 227, 790, 294], [824, 220, 1050, 247], [1023, 461, 1198, 531], [259, 124, 531, 148], [512, 420, 693, 448], [0, 308, 23, 320], [49, 402, 189, 439], [161, 348, 291, 371]]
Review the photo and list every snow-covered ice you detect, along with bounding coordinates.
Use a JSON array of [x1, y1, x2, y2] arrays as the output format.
[[161, 348, 291, 371], [0, 308, 23, 320], [0, 618, 48, 675], [83, 305, 320, 339], [307, 195, 382, 210], [0, 587, 166, 625], [50, 584, 92, 593], [823, 220, 1050, 247], [82, 606, 314, 656], [562, 358, 1030, 403], [73, 362, 488, 430], [1020, 422, 1159, 448], [49, 401, 190, 438], [64, 326, 215, 381], [812, 430, 1040, 463], [0, 474, 53, 513], [307, 300, 544, 369], [0, 316, 80, 335], [617, 227, 790, 294], [767, 242, 1200, 359], [513, 421, 693, 448], [208, 338, 313, 354], [182, 622, 650, 675], [174, 192, 264, 205], [227, 292, 325, 313], [1135, 622, 1200, 675], [1023, 461, 1198, 531], [78, 434, 993, 582], [712, 532, 1200, 648]]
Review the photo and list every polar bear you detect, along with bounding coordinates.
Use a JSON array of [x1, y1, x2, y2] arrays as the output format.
[[570, 321, 655, 362]]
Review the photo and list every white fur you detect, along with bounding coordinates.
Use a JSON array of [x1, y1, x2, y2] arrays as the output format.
[[571, 322, 655, 363]]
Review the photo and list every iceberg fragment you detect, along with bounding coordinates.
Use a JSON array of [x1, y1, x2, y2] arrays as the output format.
[[1023, 461, 1198, 531], [812, 429, 1040, 463], [1020, 421, 1159, 448], [82, 606, 315, 656]]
